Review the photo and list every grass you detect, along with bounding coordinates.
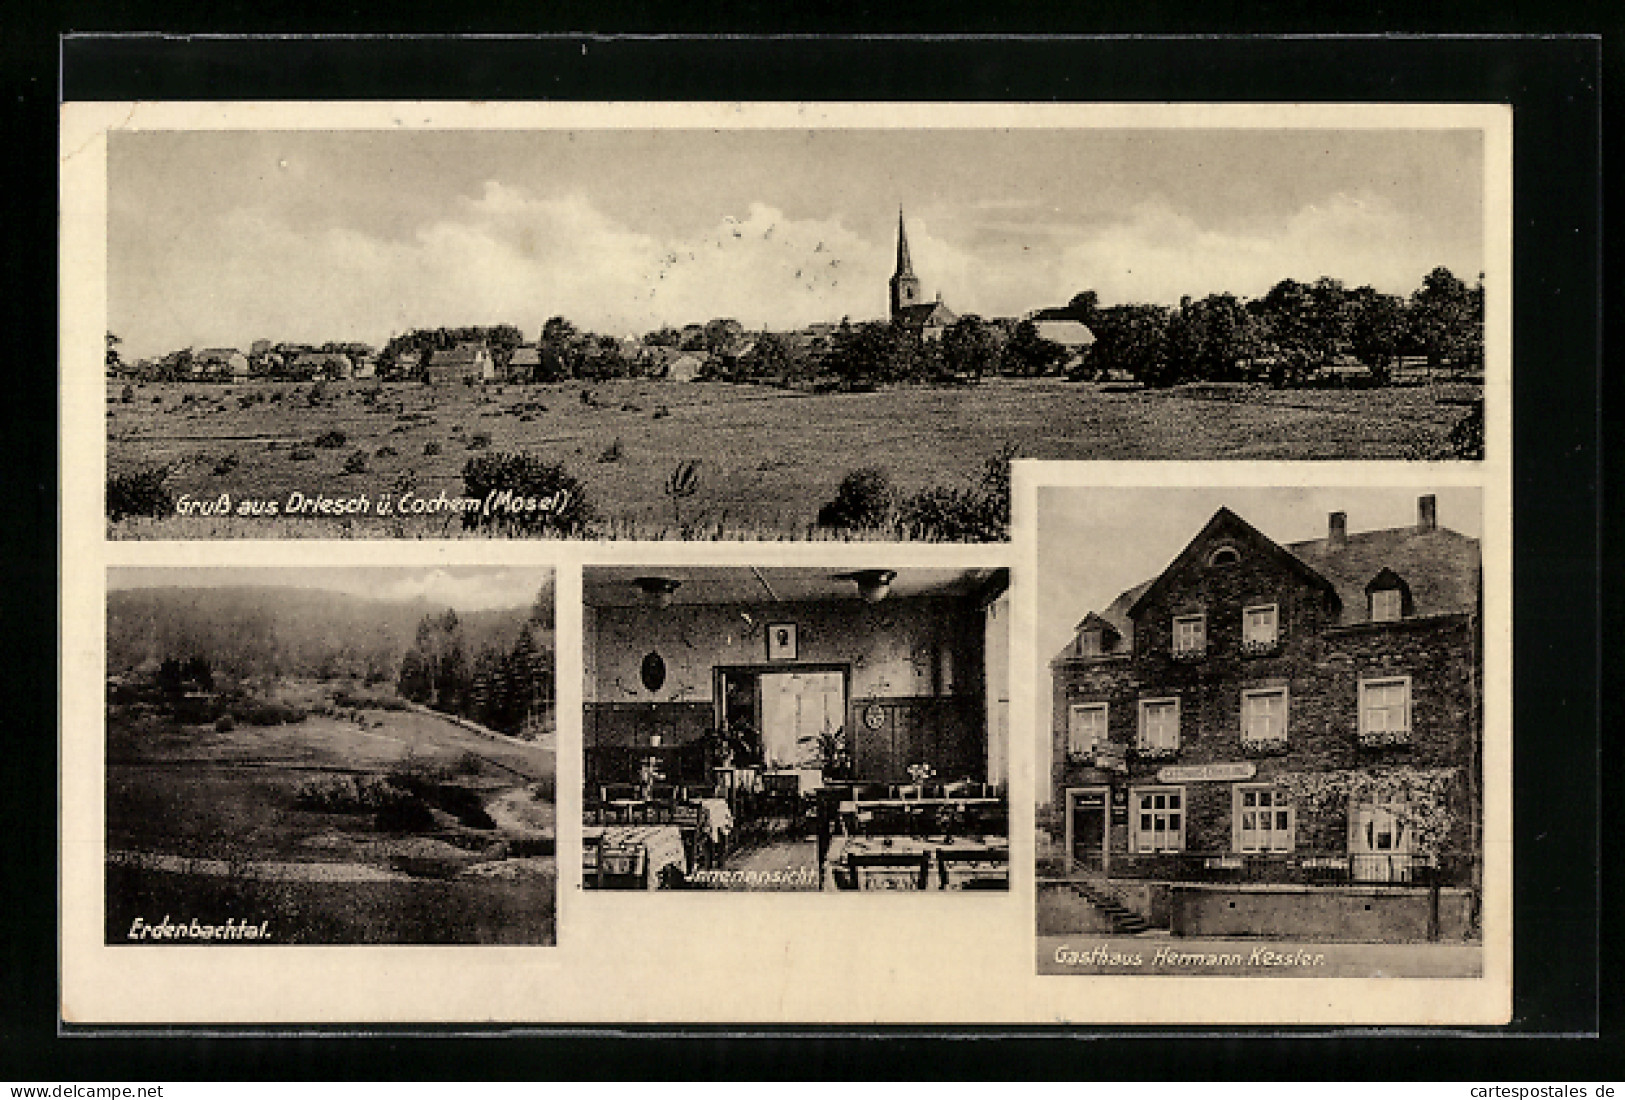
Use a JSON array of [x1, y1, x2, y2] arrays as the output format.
[[106, 861, 556, 945], [106, 377, 1475, 540], [105, 692, 556, 944]]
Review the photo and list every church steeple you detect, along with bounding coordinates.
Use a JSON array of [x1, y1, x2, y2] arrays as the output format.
[[889, 206, 922, 321]]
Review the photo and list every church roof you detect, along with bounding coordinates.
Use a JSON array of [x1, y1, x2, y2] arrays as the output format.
[[895, 208, 915, 279], [896, 300, 957, 327]]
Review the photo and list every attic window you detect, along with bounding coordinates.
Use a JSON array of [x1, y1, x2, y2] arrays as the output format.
[[1208, 547, 1241, 567], [1364, 568, 1414, 622], [1078, 630, 1102, 657]]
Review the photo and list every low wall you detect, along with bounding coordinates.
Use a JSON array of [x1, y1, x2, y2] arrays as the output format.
[[1170, 883, 1477, 942]]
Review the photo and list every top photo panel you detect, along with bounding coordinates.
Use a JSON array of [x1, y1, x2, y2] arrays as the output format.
[[101, 112, 1495, 542]]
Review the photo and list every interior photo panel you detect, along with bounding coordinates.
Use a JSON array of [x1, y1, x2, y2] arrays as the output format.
[[582, 566, 1010, 892]]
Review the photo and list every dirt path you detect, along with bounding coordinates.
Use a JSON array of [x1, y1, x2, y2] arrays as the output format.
[[108, 848, 413, 883]]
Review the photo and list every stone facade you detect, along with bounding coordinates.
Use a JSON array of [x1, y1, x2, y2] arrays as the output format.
[[1051, 500, 1481, 889]]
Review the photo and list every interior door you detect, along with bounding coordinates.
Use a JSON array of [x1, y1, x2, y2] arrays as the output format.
[[758, 670, 845, 769]]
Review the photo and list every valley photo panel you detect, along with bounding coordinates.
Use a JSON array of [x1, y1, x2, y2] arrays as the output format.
[[104, 565, 557, 946]]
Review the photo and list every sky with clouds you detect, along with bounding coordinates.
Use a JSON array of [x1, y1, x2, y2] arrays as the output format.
[[110, 128, 1484, 359], [107, 567, 554, 614]]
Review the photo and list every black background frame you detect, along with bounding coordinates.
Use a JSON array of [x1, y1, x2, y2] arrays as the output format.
[[6, 30, 1605, 1079]]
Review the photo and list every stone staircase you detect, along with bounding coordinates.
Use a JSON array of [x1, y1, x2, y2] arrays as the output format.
[[1072, 878, 1152, 935]]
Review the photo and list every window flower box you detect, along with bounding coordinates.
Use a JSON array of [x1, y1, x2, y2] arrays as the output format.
[[1133, 742, 1179, 761], [1240, 638, 1281, 658], [1240, 732, 1289, 755], [1170, 646, 1207, 663], [1358, 728, 1411, 749]]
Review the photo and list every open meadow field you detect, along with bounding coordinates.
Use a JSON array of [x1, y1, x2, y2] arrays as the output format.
[[105, 685, 556, 945], [106, 377, 1479, 540]]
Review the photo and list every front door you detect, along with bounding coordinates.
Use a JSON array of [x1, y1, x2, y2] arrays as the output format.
[[1067, 787, 1108, 873]]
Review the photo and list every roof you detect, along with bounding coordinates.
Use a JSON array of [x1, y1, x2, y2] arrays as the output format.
[[196, 347, 243, 360], [1057, 504, 1480, 663], [896, 300, 958, 327], [1287, 525, 1480, 626], [431, 345, 489, 366], [508, 346, 542, 365], [1033, 320, 1097, 348]]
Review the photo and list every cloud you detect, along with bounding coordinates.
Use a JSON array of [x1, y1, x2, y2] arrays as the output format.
[[372, 568, 548, 612], [112, 182, 1473, 357]]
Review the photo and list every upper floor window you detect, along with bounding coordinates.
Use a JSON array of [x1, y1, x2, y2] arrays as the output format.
[[1359, 676, 1412, 747], [1067, 702, 1108, 759], [1172, 613, 1207, 657], [1078, 630, 1102, 657], [1370, 588, 1403, 622], [1242, 604, 1279, 650], [1138, 697, 1180, 757], [1240, 687, 1289, 752]]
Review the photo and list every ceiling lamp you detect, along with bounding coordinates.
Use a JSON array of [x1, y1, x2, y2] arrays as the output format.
[[840, 569, 897, 604], [632, 576, 682, 608]]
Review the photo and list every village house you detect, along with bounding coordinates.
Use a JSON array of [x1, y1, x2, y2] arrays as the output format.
[[506, 344, 542, 383], [1048, 495, 1481, 940], [192, 347, 250, 381], [1032, 319, 1097, 374], [425, 343, 495, 385]]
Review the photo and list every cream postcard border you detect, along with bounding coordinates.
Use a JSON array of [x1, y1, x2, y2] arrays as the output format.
[[61, 100, 1511, 1024]]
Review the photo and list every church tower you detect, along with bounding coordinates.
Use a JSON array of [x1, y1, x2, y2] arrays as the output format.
[[889, 207, 923, 321]]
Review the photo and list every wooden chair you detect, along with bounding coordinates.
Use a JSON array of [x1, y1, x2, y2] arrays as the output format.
[[849, 850, 932, 890], [937, 847, 1009, 890], [603, 783, 644, 825]]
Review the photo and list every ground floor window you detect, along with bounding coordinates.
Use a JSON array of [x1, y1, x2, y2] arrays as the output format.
[[1233, 784, 1294, 852], [1349, 800, 1418, 882], [1131, 786, 1184, 852]]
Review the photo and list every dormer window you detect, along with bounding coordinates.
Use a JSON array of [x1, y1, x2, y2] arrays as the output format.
[[1172, 613, 1207, 658], [1078, 630, 1102, 657], [1365, 568, 1414, 623]]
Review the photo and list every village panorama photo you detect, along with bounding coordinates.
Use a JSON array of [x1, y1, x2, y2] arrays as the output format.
[[103, 119, 1488, 542], [1035, 486, 1485, 978], [104, 566, 558, 945]]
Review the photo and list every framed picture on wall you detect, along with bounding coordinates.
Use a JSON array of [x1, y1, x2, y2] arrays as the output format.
[[767, 623, 797, 661]]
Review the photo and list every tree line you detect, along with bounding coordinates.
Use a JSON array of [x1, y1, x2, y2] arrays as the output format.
[[397, 607, 555, 736]]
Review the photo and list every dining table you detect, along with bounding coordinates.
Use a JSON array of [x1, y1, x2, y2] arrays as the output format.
[[822, 834, 1009, 891], [588, 824, 689, 889]]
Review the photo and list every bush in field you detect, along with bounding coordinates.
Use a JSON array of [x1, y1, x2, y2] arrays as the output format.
[[597, 437, 624, 463], [375, 444, 398, 458], [120, 384, 134, 404], [314, 429, 347, 449], [460, 451, 593, 536], [224, 696, 308, 726], [289, 445, 316, 461], [1448, 400, 1485, 460], [895, 444, 1016, 542], [294, 773, 414, 814], [214, 713, 236, 733], [106, 465, 172, 522], [343, 449, 369, 475], [467, 432, 492, 451], [816, 467, 895, 531], [424, 440, 442, 456], [212, 452, 240, 476]]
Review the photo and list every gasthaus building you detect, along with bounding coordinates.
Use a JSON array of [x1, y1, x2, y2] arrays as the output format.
[[1048, 495, 1482, 941]]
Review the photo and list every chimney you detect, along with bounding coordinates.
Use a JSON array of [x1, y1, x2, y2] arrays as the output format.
[[1328, 511, 1348, 549], [1418, 494, 1437, 532]]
